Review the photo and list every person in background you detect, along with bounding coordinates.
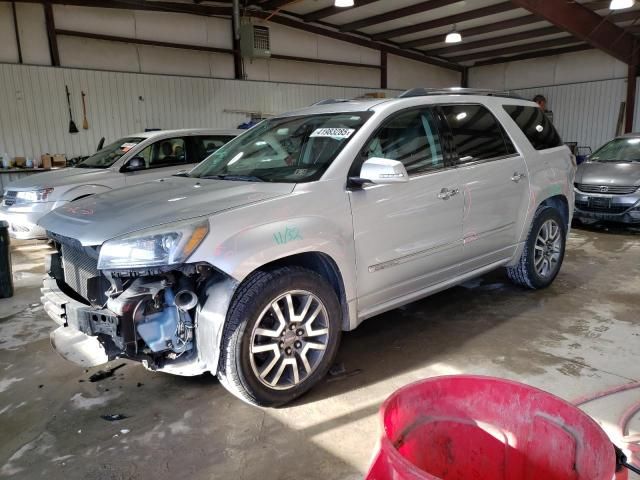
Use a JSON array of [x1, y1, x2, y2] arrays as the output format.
[[533, 94, 547, 111], [533, 94, 553, 122]]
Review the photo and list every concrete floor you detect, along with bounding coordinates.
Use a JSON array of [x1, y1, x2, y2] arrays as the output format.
[[1, 225, 639, 480]]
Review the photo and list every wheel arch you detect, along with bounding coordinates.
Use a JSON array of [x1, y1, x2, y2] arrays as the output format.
[[245, 251, 351, 331], [538, 194, 570, 229]]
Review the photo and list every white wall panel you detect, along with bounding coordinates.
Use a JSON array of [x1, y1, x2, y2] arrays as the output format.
[[387, 54, 461, 90], [15, 3, 50, 66], [0, 63, 400, 160], [58, 36, 141, 73], [53, 4, 136, 38], [0, 3, 19, 64], [513, 79, 627, 150], [469, 49, 628, 91]]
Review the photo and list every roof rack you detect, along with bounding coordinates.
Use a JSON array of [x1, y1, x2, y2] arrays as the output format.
[[398, 88, 525, 100], [311, 98, 352, 106]]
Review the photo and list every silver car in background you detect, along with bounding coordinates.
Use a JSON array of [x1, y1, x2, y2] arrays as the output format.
[[574, 134, 640, 224], [38, 89, 575, 407], [0, 129, 240, 239]]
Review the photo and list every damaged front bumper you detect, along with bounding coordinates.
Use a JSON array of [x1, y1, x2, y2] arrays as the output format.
[[41, 269, 238, 377]]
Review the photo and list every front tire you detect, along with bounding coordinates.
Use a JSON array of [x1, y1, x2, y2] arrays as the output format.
[[507, 206, 566, 289], [217, 267, 342, 407]]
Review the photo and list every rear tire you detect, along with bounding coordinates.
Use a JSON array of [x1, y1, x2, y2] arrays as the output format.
[[507, 206, 566, 289], [217, 267, 341, 407]]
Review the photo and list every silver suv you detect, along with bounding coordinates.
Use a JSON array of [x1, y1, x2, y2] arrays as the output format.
[[39, 89, 575, 406]]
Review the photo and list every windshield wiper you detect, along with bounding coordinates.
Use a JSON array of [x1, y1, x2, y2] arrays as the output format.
[[172, 171, 190, 177], [200, 174, 265, 182]]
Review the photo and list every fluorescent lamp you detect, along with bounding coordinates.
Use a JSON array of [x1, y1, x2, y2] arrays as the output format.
[[445, 27, 462, 44], [335, 0, 354, 7], [610, 0, 634, 9]]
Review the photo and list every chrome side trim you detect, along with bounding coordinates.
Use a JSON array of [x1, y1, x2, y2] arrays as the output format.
[[463, 222, 515, 243], [368, 240, 459, 272]]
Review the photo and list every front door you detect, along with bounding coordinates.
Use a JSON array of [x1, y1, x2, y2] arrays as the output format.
[[348, 108, 464, 316], [440, 104, 530, 272], [124, 137, 191, 184]]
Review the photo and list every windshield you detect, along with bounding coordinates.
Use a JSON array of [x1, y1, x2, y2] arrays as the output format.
[[188, 112, 372, 182], [76, 137, 144, 168], [591, 137, 640, 162]]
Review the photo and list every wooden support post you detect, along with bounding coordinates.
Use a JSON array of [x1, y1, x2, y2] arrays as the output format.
[[12, 2, 22, 64], [380, 50, 387, 89], [626, 63, 637, 133], [43, 1, 60, 66], [461, 67, 469, 88]]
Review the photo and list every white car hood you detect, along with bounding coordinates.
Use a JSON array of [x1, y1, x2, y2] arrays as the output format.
[[5, 168, 121, 191]]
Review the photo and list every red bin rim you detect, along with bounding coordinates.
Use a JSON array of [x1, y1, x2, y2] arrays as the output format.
[[374, 375, 615, 479]]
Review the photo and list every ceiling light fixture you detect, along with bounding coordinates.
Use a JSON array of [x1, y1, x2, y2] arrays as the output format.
[[610, 0, 634, 9], [445, 26, 462, 44], [335, 0, 355, 7]]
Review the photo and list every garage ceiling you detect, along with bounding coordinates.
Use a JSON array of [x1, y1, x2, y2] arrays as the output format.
[[29, 0, 640, 70], [237, 0, 640, 67]]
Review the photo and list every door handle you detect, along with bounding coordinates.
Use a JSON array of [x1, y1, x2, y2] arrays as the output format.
[[438, 188, 459, 200], [511, 172, 526, 182]]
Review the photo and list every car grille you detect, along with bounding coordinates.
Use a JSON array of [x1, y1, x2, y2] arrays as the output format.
[[3, 191, 16, 206], [575, 201, 630, 214], [575, 184, 638, 195], [60, 243, 100, 300]]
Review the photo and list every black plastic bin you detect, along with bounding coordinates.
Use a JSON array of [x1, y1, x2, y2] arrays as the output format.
[[0, 220, 13, 299]]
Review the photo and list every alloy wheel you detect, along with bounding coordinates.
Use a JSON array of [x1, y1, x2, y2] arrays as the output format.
[[250, 290, 330, 390], [534, 219, 562, 278]]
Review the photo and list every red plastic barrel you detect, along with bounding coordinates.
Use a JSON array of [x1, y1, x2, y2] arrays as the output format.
[[366, 376, 618, 480]]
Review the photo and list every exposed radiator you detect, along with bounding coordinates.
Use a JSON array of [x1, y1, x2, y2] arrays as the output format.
[[61, 244, 100, 300]]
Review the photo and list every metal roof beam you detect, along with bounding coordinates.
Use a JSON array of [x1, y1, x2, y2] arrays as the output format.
[[450, 36, 583, 63], [424, 25, 563, 57], [510, 0, 638, 64], [338, 0, 461, 32], [303, 0, 381, 22], [371, 1, 516, 40]]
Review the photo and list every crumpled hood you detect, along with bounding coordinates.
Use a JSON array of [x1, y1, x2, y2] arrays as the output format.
[[4, 167, 121, 191], [576, 161, 640, 187], [38, 176, 295, 246]]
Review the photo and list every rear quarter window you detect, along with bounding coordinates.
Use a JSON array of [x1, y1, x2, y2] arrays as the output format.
[[503, 105, 562, 150]]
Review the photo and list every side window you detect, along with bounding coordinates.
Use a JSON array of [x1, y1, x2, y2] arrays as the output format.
[[193, 136, 236, 162], [359, 109, 444, 176], [441, 104, 512, 163], [135, 138, 187, 170], [503, 105, 562, 150]]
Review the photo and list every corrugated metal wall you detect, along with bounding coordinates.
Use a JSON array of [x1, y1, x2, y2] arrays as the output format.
[[0, 63, 399, 159], [514, 79, 627, 152]]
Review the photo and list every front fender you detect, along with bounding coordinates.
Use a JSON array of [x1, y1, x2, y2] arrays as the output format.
[[192, 215, 357, 304]]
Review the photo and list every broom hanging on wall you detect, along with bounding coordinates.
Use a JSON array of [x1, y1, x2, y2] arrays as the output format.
[[65, 85, 79, 134]]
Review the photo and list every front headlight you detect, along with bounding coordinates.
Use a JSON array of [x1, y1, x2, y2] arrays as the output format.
[[16, 188, 54, 203], [97, 219, 210, 270]]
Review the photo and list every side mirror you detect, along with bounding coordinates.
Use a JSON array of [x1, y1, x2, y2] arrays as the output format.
[[350, 158, 409, 186], [123, 157, 145, 172]]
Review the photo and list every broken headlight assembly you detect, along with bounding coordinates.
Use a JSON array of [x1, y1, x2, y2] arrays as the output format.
[[97, 219, 210, 269]]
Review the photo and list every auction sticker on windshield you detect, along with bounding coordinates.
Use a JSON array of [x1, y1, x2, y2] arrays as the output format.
[[310, 128, 355, 139]]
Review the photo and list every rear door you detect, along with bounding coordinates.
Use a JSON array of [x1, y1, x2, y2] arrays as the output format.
[[348, 107, 464, 314], [439, 104, 530, 272], [189, 135, 237, 164]]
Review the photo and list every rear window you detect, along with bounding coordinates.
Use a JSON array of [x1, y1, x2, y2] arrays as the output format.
[[503, 105, 562, 150], [441, 104, 515, 163]]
